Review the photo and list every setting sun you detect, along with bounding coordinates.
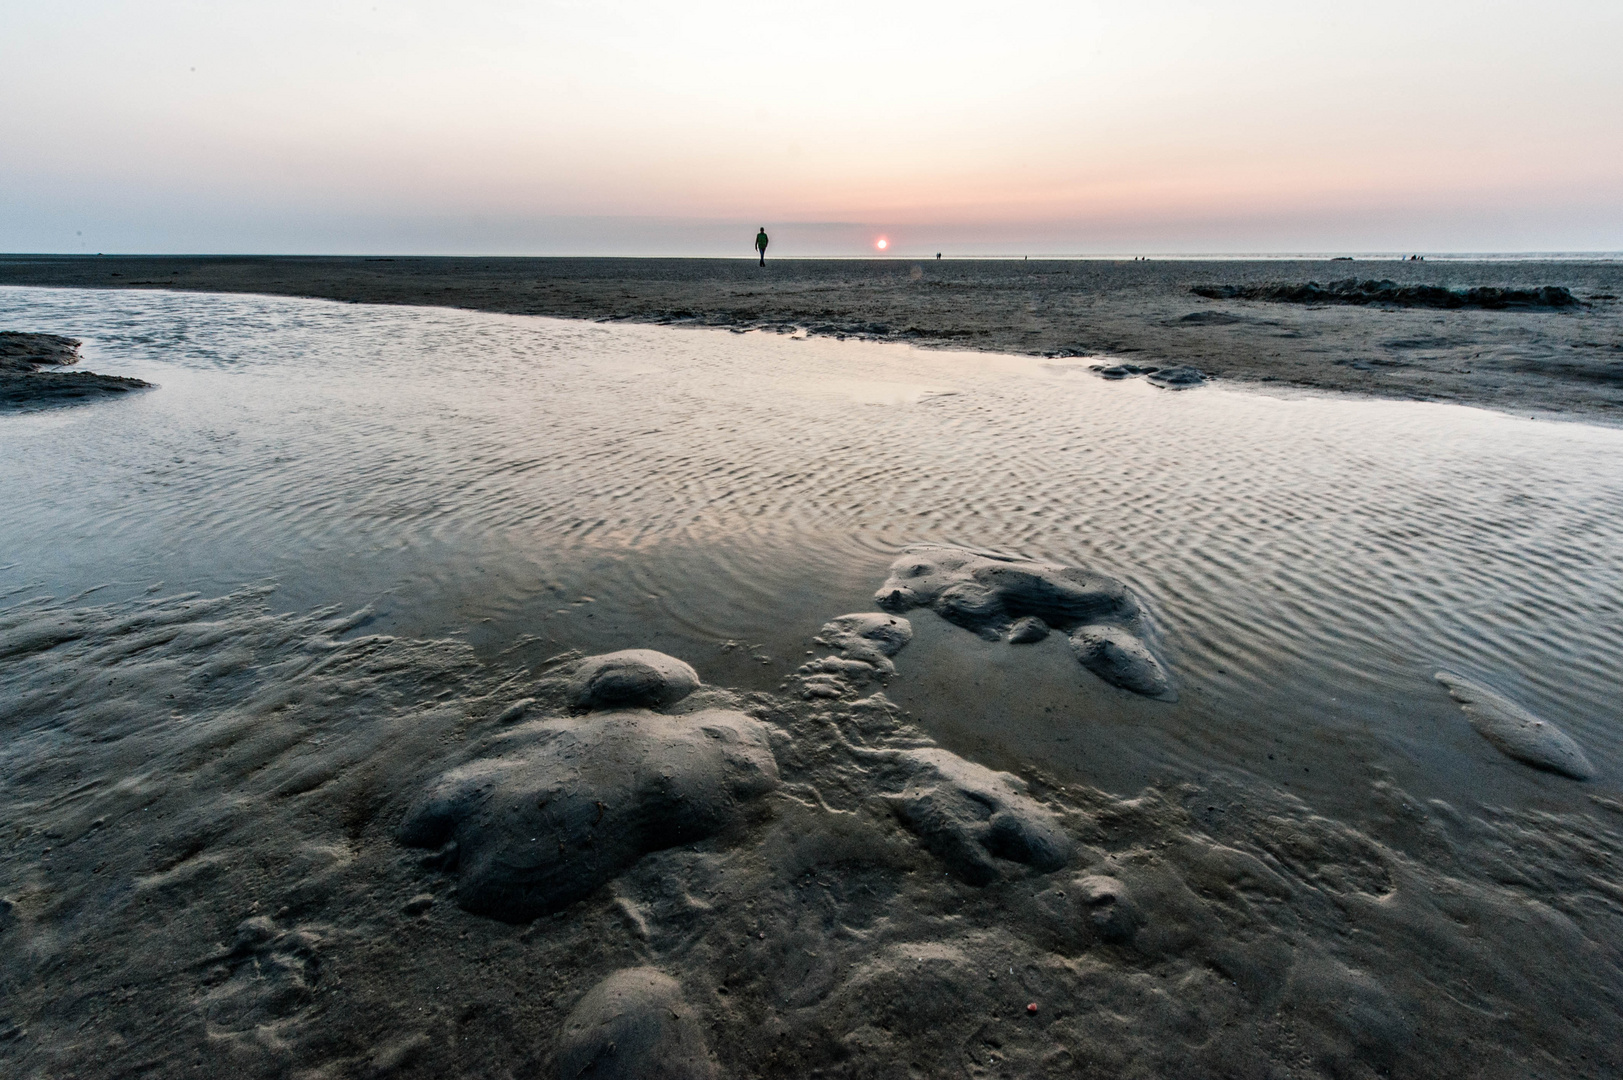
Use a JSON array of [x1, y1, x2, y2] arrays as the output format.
[[875, 237, 889, 250]]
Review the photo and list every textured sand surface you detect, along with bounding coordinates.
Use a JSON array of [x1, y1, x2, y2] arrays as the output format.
[[1, 589, 1619, 1079], [3, 255, 1620, 419]]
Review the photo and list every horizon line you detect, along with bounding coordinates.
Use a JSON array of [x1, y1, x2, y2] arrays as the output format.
[[6, 251, 1623, 262]]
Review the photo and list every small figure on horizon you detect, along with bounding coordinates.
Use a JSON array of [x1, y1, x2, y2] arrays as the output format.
[[755, 227, 769, 266], [936, 252, 941, 260]]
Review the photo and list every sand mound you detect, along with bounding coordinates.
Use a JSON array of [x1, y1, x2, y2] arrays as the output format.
[[815, 612, 913, 667], [1435, 671, 1596, 780], [0, 330, 151, 408], [1070, 623, 1175, 699], [556, 968, 716, 1080], [401, 707, 780, 920], [874, 546, 1175, 699], [882, 747, 1072, 884], [1008, 615, 1049, 643], [1192, 279, 1583, 310], [568, 648, 700, 710], [791, 612, 912, 700]]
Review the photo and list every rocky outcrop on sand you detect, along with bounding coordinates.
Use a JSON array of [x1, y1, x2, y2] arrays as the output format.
[[1192, 278, 1582, 309], [874, 546, 1175, 699], [1435, 671, 1596, 779], [0, 330, 151, 408]]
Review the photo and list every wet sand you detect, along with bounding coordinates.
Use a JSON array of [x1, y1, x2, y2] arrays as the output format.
[[3, 287, 1622, 1079], [3, 254, 1621, 420], [3, 588, 1619, 1080]]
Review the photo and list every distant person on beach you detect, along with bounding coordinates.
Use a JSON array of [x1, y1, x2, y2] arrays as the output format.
[[755, 227, 769, 266]]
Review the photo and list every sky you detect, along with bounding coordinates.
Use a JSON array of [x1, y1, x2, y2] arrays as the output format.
[[3, 0, 1621, 256]]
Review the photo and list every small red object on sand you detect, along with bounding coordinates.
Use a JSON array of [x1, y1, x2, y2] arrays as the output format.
[[1026, 1003, 1038, 1014]]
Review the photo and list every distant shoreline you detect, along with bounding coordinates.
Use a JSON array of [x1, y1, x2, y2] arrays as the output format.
[[4, 254, 1620, 421], [6, 252, 1622, 261]]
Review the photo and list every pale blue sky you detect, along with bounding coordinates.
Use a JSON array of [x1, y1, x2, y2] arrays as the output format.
[[3, 1, 1620, 255]]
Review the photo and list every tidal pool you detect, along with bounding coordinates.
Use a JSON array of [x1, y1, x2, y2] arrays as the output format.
[[5, 286, 1618, 815]]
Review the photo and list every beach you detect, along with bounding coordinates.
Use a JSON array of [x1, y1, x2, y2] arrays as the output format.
[[1, 280, 1621, 1079], [3, 255, 1621, 420]]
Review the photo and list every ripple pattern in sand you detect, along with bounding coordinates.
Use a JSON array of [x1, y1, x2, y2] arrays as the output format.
[[3, 286, 1621, 796]]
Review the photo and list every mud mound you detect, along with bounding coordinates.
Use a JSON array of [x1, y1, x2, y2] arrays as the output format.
[[791, 612, 912, 700], [401, 708, 780, 920], [1070, 624, 1175, 699], [568, 649, 700, 710], [1145, 365, 1207, 388], [0, 331, 83, 370], [1093, 362, 1161, 380], [1192, 279, 1582, 309], [874, 546, 1175, 699], [881, 747, 1072, 884], [556, 968, 716, 1080], [1436, 671, 1596, 780]]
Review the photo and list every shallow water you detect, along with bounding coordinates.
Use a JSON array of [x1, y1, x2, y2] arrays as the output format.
[[3, 285, 1620, 822]]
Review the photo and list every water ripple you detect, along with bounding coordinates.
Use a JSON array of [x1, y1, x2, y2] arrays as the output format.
[[3, 285, 1621, 811]]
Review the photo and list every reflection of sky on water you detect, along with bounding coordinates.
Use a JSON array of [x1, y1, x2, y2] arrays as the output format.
[[4, 286, 1621, 821]]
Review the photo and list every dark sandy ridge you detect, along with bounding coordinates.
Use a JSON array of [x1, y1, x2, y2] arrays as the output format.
[[0, 330, 151, 408]]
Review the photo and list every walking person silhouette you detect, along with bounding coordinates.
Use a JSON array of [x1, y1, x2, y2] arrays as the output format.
[[755, 226, 769, 267]]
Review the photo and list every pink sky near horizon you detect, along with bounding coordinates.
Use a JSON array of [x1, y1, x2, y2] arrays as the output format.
[[3, 1, 1620, 255]]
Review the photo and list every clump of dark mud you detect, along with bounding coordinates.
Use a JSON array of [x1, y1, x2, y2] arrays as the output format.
[[2, 588, 1621, 1080], [0, 331, 151, 408], [1089, 361, 1208, 388], [1145, 365, 1206, 388], [1191, 279, 1582, 310], [874, 546, 1176, 699], [1175, 310, 1248, 326]]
